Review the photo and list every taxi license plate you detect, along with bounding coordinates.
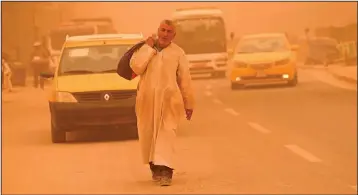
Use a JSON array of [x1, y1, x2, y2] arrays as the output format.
[[256, 70, 266, 77]]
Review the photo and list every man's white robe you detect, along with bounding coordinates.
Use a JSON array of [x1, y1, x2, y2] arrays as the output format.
[[130, 43, 195, 169]]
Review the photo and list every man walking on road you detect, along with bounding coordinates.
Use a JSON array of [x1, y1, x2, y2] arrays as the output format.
[[130, 20, 195, 186], [2, 56, 13, 92], [31, 41, 51, 89]]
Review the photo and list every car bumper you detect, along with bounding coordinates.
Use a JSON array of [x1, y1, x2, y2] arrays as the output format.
[[230, 67, 296, 85], [189, 64, 227, 75], [50, 100, 137, 131]]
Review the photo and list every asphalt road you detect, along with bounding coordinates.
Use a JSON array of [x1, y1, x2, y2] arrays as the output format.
[[2, 67, 357, 194]]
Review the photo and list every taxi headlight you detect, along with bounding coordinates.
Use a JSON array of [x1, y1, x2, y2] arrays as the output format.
[[275, 58, 290, 66], [56, 91, 78, 103]]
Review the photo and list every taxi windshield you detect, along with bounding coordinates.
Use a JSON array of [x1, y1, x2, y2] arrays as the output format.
[[58, 44, 132, 76], [236, 36, 290, 53]]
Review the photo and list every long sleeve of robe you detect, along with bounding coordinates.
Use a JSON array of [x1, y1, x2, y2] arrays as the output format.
[[129, 43, 195, 169], [130, 44, 157, 75]]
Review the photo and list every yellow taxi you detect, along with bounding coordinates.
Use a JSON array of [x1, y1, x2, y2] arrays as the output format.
[[40, 34, 143, 143], [228, 33, 299, 89]]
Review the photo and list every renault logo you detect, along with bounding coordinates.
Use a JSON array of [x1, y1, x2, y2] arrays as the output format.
[[104, 93, 110, 101]]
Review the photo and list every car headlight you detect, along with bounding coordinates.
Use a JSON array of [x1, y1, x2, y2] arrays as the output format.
[[275, 58, 290, 66], [233, 61, 247, 68], [56, 91, 78, 103]]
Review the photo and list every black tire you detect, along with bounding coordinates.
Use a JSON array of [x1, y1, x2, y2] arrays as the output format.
[[129, 123, 139, 139], [212, 71, 225, 78], [231, 83, 244, 90], [288, 74, 298, 87], [211, 72, 218, 78], [51, 122, 66, 143]]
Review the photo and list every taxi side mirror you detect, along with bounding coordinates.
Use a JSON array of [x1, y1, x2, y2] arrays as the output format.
[[40, 72, 55, 79]]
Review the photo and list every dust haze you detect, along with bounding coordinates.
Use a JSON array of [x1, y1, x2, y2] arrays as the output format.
[[1, 2, 357, 194], [2, 2, 357, 54]]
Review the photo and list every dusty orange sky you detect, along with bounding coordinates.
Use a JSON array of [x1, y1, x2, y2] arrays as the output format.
[[71, 2, 357, 37]]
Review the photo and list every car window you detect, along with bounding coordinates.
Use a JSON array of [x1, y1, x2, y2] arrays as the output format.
[[58, 44, 132, 75], [236, 36, 290, 53], [174, 17, 227, 54]]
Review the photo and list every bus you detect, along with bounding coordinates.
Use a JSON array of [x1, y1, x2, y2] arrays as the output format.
[[172, 7, 228, 78], [70, 17, 117, 34], [45, 23, 98, 71]]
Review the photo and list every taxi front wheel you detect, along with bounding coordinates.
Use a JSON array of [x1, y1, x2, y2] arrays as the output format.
[[288, 74, 298, 87], [231, 83, 245, 90], [51, 122, 66, 143]]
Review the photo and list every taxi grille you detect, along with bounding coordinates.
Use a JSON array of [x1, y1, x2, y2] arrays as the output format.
[[250, 63, 273, 70], [73, 90, 137, 102], [241, 74, 283, 80], [190, 60, 210, 64]]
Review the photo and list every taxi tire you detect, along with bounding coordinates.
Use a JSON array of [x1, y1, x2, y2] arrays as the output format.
[[231, 83, 244, 90], [129, 124, 139, 139], [212, 71, 226, 78], [288, 74, 298, 87], [51, 123, 66, 143]]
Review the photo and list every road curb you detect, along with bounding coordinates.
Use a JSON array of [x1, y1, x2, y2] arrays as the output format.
[[327, 69, 357, 84]]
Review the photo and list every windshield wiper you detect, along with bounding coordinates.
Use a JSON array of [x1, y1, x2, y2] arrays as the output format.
[[62, 70, 95, 75], [100, 69, 117, 73]]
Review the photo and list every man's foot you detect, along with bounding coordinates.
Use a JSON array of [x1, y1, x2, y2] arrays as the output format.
[[151, 170, 161, 182], [159, 167, 173, 186], [149, 162, 161, 182]]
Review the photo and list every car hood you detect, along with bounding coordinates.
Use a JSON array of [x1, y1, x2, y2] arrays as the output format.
[[232, 51, 292, 63], [57, 73, 139, 92]]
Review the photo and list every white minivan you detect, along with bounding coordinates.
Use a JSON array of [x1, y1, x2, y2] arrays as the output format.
[[172, 7, 229, 78]]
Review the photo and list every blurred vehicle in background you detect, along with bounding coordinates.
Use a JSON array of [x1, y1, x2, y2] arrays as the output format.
[[45, 23, 98, 72], [40, 33, 142, 143], [298, 36, 341, 66], [337, 40, 357, 66], [172, 7, 228, 78], [228, 33, 299, 89], [313, 23, 357, 66], [71, 17, 117, 34]]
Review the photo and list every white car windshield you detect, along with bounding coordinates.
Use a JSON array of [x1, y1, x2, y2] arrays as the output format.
[[58, 44, 132, 75], [236, 36, 289, 53], [174, 17, 227, 54]]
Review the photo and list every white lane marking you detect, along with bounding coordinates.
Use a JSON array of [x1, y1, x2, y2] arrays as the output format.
[[285, 144, 322, 163], [212, 98, 223, 105], [248, 122, 271, 134], [224, 108, 239, 116], [351, 185, 357, 191], [206, 85, 212, 90], [205, 91, 212, 96]]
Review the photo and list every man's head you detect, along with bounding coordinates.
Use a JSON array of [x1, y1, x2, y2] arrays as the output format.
[[157, 20, 176, 48]]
